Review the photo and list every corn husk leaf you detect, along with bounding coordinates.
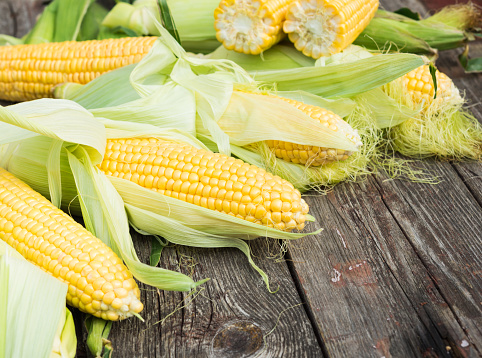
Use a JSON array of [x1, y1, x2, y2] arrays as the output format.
[[250, 52, 425, 98], [0, 241, 76, 358], [22, 0, 58, 44], [101, 0, 219, 52], [77, 2, 109, 41], [53, 0, 95, 42]]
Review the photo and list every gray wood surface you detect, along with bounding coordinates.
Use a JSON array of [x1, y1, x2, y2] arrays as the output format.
[[1, 0, 481, 357]]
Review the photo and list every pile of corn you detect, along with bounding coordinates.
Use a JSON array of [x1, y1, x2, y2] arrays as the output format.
[[0, 0, 480, 356]]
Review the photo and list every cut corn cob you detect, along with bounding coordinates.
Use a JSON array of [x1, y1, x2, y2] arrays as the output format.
[[262, 93, 362, 166], [99, 137, 310, 232], [0, 167, 143, 321], [398, 64, 461, 108], [214, 0, 295, 55], [0, 36, 157, 102], [283, 0, 379, 59]]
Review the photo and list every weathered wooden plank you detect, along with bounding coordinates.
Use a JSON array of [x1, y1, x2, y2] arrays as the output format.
[[289, 174, 479, 357], [75, 231, 323, 357], [0, 0, 45, 37]]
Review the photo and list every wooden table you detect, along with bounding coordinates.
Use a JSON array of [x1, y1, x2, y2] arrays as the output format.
[[1, 0, 481, 357]]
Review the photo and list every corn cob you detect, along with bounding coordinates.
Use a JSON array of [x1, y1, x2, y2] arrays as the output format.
[[398, 64, 461, 108], [0, 36, 157, 102], [214, 0, 296, 55], [283, 0, 379, 59], [262, 93, 362, 166], [99, 137, 310, 232], [0, 167, 143, 321]]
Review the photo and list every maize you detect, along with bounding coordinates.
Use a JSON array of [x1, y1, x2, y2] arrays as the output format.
[[0, 36, 157, 102], [214, 0, 296, 55], [398, 64, 461, 108], [263, 93, 362, 165], [99, 137, 310, 232], [283, 0, 379, 59], [0, 167, 143, 321]]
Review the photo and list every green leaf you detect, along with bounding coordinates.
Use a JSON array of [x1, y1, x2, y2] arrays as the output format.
[[429, 63, 438, 99], [53, 0, 95, 42], [158, 0, 181, 44], [150, 236, 167, 266], [394, 7, 422, 20], [77, 2, 109, 41], [85, 317, 113, 358], [459, 45, 482, 73]]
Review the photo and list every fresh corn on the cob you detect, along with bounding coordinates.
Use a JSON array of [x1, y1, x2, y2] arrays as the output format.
[[283, 0, 379, 59], [0, 167, 143, 321], [99, 137, 310, 232], [398, 64, 461, 108], [214, 0, 295, 55], [263, 93, 362, 166], [0, 36, 157, 102]]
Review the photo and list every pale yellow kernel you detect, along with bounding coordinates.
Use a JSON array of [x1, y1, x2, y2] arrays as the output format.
[[111, 298, 123, 310], [102, 291, 116, 305]]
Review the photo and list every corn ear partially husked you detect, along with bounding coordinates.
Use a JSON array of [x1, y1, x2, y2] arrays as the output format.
[[99, 137, 309, 232], [214, 0, 295, 55], [261, 93, 362, 166], [0, 36, 157, 102], [283, 0, 379, 59], [0, 167, 143, 321], [383, 65, 482, 160]]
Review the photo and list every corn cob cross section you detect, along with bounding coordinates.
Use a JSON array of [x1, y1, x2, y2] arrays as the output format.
[[0, 167, 143, 321], [283, 0, 379, 59], [214, 0, 296, 55], [99, 137, 310, 232], [263, 93, 362, 166], [0, 36, 157, 102]]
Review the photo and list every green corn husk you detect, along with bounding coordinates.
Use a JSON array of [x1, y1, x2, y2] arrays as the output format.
[[354, 4, 481, 55], [383, 74, 482, 160], [101, 0, 220, 52], [0, 98, 321, 291], [53, 24, 425, 191], [0, 241, 76, 358], [77, 2, 109, 41]]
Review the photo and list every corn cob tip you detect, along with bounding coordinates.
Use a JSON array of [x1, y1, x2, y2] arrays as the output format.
[[263, 93, 362, 166], [0, 167, 143, 321]]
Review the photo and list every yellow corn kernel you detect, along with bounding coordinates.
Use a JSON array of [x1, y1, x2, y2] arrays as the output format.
[[0, 168, 143, 320], [284, 0, 379, 59], [100, 137, 310, 231], [214, 0, 296, 54], [0, 37, 157, 102]]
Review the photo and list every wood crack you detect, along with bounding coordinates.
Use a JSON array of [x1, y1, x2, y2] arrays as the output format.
[[371, 178, 481, 356], [284, 248, 328, 358]]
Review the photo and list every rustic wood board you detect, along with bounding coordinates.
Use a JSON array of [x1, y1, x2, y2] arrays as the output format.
[[74, 234, 323, 358]]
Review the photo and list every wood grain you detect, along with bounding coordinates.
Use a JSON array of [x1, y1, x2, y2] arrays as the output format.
[[75, 231, 323, 358]]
